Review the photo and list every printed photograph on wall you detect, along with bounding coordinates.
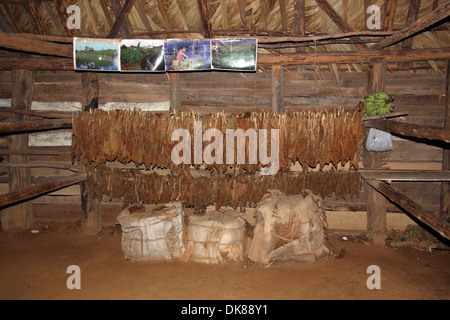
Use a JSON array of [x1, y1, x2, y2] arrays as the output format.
[[74, 38, 120, 71], [164, 39, 211, 71], [120, 39, 165, 72], [211, 38, 257, 71]]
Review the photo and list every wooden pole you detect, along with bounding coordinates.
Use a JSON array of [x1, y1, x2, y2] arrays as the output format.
[[363, 120, 450, 143], [365, 180, 450, 240], [169, 73, 181, 113], [363, 63, 387, 244], [80, 73, 102, 235], [0, 118, 72, 134], [0, 174, 86, 208], [441, 59, 450, 221], [271, 65, 284, 113], [1, 69, 34, 230], [372, 1, 450, 50], [197, 0, 213, 38]]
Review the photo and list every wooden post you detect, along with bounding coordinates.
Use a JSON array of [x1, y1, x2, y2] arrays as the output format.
[[271, 65, 284, 113], [363, 63, 387, 244], [169, 73, 181, 113], [80, 72, 102, 234], [441, 59, 450, 221], [1, 69, 34, 230]]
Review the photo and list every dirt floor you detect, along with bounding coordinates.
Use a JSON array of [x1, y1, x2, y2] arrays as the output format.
[[0, 221, 448, 300]]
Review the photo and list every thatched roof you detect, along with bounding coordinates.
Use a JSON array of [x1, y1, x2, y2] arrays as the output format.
[[0, 0, 449, 72]]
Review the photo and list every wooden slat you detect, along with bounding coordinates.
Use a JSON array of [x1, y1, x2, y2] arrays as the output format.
[[107, 0, 136, 38], [359, 170, 450, 182], [363, 119, 450, 143], [271, 65, 284, 113], [402, 0, 421, 49], [1, 69, 34, 229], [109, 0, 132, 38], [0, 173, 86, 208], [0, 118, 72, 134], [384, 0, 397, 31], [372, 2, 450, 50], [197, 0, 213, 38], [0, 31, 72, 57], [441, 59, 450, 218], [314, 0, 367, 50], [365, 179, 450, 240], [237, 0, 247, 29], [278, 0, 287, 31]]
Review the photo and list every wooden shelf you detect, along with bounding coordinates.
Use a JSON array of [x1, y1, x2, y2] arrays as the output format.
[[358, 169, 450, 182]]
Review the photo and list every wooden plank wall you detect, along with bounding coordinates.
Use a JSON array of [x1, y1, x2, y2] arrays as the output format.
[[0, 69, 446, 226]]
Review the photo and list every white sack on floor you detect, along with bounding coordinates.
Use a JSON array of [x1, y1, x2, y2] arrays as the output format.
[[181, 209, 246, 264], [116, 202, 184, 261]]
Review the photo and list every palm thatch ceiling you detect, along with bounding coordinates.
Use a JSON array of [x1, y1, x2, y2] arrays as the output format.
[[0, 0, 449, 72]]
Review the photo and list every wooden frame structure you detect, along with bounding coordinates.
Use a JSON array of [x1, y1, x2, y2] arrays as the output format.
[[0, 1, 448, 240]]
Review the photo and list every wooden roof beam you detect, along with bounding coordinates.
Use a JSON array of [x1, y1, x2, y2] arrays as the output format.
[[314, 0, 368, 50], [135, 0, 152, 32], [54, 0, 77, 37], [109, 0, 132, 38], [294, 0, 305, 37], [384, 0, 397, 31], [402, 0, 421, 49], [23, 0, 46, 35], [237, 0, 247, 30], [372, 1, 450, 50], [197, 0, 213, 38], [0, 31, 72, 57], [279, 0, 287, 31], [156, 0, 171, 31], [108, 0, 136, 38], [220, 0, 229, 29]]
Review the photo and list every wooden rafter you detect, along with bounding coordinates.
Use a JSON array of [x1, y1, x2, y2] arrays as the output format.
[[220, 0, 229, 29], [108, 0, 136, 38], [83, 0, 99, 35], [21, 1, 43, 34], [314, 0, 367, 50], [157, 0, 171, 31], [237, 0, 247, 29], [54, 0, 76, 37], [26, 0, 47, 35], [294, 0, 305, 37], [372, 1, 450, 50], [110, 0, 132, 38], [0, 8, 11, 32], [197, 0, 213, 38], [135, 0, 152, 32], [279, 0, 287, 31], [99, 0, 113, 30], [259, 0, 267, 30], [402, 0, 421, 49], [384, 0, 397, 31], [42, 1, 62, 36]]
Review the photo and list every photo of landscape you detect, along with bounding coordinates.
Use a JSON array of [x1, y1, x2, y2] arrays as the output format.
[[211, 38, 257, 71], [120, 39, 165, 72], [74, 38, 120, 71], [164, 39, 211, 71]]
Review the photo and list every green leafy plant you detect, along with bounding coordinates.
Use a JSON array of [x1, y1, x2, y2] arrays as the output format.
[[361, 91, 394, 117]]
